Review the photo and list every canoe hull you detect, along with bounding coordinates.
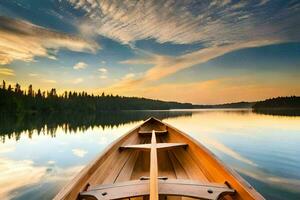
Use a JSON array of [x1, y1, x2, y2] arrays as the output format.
[[54, 118, 264, 200]]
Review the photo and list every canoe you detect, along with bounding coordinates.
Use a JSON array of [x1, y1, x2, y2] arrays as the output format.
[[54, 117, 265, 200]]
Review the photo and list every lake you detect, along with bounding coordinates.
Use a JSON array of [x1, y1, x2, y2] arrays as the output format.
[[0, 109, 299, 200]]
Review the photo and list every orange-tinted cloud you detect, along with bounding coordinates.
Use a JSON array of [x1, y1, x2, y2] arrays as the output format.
[[0, 16, 99, 65]]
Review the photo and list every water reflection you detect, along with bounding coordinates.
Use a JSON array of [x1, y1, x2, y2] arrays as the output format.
[[0, 109, 299, 200], [0, 110, 192, 142], [253, 109, 300, 116]]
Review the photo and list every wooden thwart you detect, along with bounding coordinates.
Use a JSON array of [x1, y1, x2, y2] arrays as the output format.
[[79, 179, 235, 200], [119, 143, 187, 151], [138, 130, 168, 135]]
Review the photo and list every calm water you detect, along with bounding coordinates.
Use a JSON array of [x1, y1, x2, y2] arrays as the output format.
[[0, 109, 299, 200]]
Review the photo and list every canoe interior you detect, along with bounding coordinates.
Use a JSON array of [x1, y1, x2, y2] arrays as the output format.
[[54, 118, 264, 200]]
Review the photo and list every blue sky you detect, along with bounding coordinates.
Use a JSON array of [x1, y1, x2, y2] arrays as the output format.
[[0, 0, 299, 103]]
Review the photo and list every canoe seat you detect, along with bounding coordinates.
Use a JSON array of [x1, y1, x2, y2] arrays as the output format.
[[79, 179, 235, 200], [138, 130, 168, 135], [119, 143, 187, 151]]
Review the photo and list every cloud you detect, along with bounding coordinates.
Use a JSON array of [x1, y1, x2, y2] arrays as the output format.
[[72, 78, 83, 84], [98, 67, 108, 79], [98, 68, 107, 73], [73, 62, 88, 70], [257, 0, 270, 6], [72, 148, 87, 158], [0, 16, 99, 65], [43, 79, 57, 84], [68, 0, 299, 45], [67, 0, 299, 91], [0, 67, 15, 76], [28, 73, 39, 77], [111, 39, 279, 90], [99, 75, 107, 79], [123, 73, 135, 80]]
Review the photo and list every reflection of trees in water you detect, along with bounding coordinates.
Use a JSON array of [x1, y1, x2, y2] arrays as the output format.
[[0, 111, 192, 142], [253, 109, 300, 116]]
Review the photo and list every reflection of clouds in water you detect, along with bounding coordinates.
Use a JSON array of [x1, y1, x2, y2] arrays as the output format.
[[201, 136, 258, 167], [45, 165, 84, 182], [72, 148, 88, 158], [98, 136, 108, 145], [236, 167, 300, 192], [0, 157, 84, 199], [47, 160, 56, 165], [0, 158, 46, 199], [0, 146, 15, 154]]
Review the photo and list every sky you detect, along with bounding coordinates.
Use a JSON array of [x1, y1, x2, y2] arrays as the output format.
[[0, 0, 299, 104]]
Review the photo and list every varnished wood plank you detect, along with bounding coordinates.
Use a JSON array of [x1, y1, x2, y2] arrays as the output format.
[[167, 151, 188, 179], [172, 148, 209, 181], [120, 143, 187, 151], [80, 179, 234, 200], [139, 130, 168, 135], [150, 130, 158, 200], [115, 151, 140, 182], [130, 150, 150, 180]]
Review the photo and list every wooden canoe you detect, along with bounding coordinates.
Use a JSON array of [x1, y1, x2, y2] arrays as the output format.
[[54, 117, 265, 200]]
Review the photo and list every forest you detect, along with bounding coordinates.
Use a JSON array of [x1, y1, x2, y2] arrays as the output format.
[[0, 80, 194, 115], [1, 80, 299, 117], [252, 96, 300, 116], [253, 96, 300, 109]]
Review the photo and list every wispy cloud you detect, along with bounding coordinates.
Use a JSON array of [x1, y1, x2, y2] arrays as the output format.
[[67, 0, 299, 91], [0, 67, 15, 76], [109, 39, 279, 90], [98, 68, 107, 73], [43, 79, 57, 84], [0, 16, 99, 65], [73, 62, 88, 70], [123, 73, 135, 80], [98, 67, 108, 79], [72, 78, 83, 84], [68, 0, 299, 45], [99, 75, 107, 79], [28, 73, 39, 77]]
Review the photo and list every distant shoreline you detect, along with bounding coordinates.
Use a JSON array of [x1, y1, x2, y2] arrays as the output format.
[[252, 96, 300, 116], [1, 81, 299, 116]]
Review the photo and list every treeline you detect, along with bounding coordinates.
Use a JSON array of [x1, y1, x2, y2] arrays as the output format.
[[252, 96, 300, 116], [0, 80, 194, 115], [253, 96, 300, 109], [194, 101, 254, 109]]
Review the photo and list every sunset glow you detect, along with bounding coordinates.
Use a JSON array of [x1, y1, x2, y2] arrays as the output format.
[[0, 0, 299, 104]]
